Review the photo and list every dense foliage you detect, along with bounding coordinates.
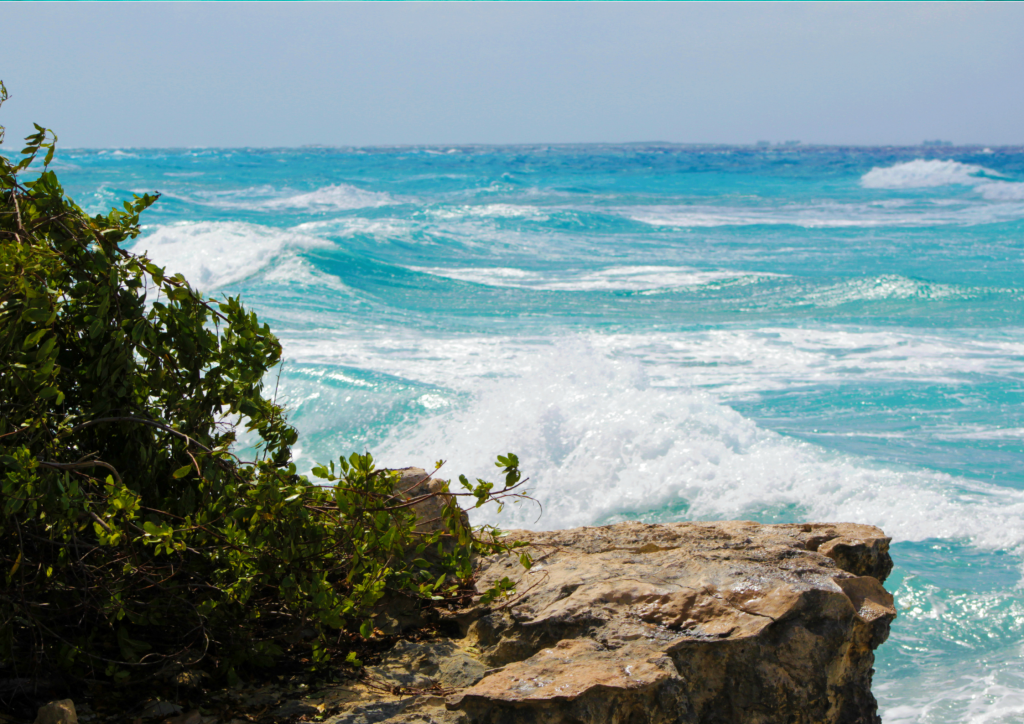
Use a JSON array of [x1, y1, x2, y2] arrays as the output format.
[[0, 81, 528, 690]]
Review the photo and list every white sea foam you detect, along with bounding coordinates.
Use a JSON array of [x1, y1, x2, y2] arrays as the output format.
[[426, 204, 549, 221], [625, 200, 1024, 229], [296, 217, 415, 238], [879, 615, 1024, 724], [413, 265, 781, 291], [975, 181, 1024, 201], [625, 163, 1024, 229], [356, 340, 1024, 550], [862, 159, 1024, 204], [881, 667, 1024, 724], [260, 183, 394, 211], [134, 221, 332, 290], [797, 274, 981, 307], [861, 159, 999, 189], [627, 205, 893, 229], [261, 255, 350, 292], [591, 327, 1024, 395], [279, 325, 1024, 414], [97, 149, 140, 158], [175, 183, 395, 212]]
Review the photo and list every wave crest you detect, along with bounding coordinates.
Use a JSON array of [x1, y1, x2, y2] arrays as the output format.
[[413, 265, 781, 292], [861, 159, 997, 189], [376, 342, 1024, 549], [134, 221, 332, 290]]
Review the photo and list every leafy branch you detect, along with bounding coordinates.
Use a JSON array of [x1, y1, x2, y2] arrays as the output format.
[[0, 82, 530, 692]]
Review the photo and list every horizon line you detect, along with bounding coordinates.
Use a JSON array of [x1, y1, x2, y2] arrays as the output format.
[[3, 141, 1021, 153]]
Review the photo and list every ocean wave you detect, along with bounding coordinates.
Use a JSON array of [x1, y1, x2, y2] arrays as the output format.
[[261, 255, 351, 292], [975, 181, 1024, 201], [278, 326, 1024, 416], [413, 265, 782, 292], [879, 578, 1024, 724], [133, 221, 332, 290], [96, 149, 140, 159], [296, 217, 414, 238], [425, 204, 550, 221], [862, 159, 1024, 204], [797, 274, 990, 307], [594, 327, 1024, 395], [627, 206, 890, 228], [260, 183, 395, 211], [624, 200, 1024, 228], [861, 159, 1002, 189], [370, 341, 1024, 550], [170, 183, 395, 212]]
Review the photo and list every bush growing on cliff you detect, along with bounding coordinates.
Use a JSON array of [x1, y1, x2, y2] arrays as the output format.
[[0, 81, 529, 691]]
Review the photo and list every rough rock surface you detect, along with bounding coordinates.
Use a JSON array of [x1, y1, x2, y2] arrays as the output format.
[[449, 521, 895, 724], [299, 521, 894, 724], [33, 701, 77, 724], [390, 468, 469, 536]]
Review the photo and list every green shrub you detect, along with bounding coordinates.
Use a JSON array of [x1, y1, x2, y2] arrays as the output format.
[[0, 81, 529, 688]]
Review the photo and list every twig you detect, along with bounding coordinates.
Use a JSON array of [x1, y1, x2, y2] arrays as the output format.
[[11, 191, 25, 239], [67, 416, 215, 454], [38, 459, 123, 485]]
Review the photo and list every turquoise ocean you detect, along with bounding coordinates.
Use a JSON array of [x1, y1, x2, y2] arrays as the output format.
[[49, 144, 1024, 722]]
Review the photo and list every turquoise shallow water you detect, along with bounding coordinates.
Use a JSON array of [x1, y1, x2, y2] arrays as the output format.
[[39, 144, 1024, 721]]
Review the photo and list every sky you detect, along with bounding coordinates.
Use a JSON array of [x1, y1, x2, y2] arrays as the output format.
[[1, 2, 1023, 148]]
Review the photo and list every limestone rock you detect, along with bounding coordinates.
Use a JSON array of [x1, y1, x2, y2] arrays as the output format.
[[449, 521, 895, 724], [390, 468, 469, 536], [367, 639, 489, 692], [325, 697, 466, 724], [271, 699, 322, 719], [34, 701, 77, 724]]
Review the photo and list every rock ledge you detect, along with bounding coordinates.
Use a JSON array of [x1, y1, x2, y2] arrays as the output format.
[[346, 520, 895, 724]]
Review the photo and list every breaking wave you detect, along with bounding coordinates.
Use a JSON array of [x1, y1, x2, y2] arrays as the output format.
[[862, 159, 1024, 201], [134, 221, 332, 290]]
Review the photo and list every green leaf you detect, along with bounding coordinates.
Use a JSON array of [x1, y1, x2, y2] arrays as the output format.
[[21, 307, 52, 323], [22, 328, 47, 349], [172, 465, 192, 479], [0, 455, 23, 472]]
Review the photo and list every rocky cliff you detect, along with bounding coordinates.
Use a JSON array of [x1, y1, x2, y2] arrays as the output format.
[[345, 520, 895, 724]]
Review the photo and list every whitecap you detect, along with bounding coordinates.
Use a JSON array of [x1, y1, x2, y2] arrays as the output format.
[[860, 159, 999, 189], [798, 274, 984, 307], [977, 181, 1024, 201], [625, 201, 988, 229], [178, 183, 395, 212], [261, 255, 351, 292], [133, 221, 332, 290], [371, 340, 1024, 551], [861, 159, 1024, 205], [426, 204, 549, 221], [260, 183, 394, 211], [413, 265, 782, 291]]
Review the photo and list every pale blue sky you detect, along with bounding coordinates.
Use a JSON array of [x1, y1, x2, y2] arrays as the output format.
[[2, 2, 1022, 147]]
